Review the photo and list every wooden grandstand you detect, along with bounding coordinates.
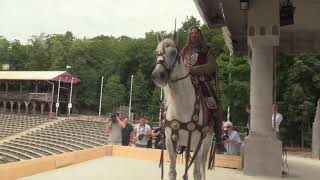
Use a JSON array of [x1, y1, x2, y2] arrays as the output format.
[[0, 71, 80, 115], [0, 114, 108, 164]]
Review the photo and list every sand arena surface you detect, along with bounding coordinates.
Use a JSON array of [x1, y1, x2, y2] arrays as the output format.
[[19, 154, 320, 180]]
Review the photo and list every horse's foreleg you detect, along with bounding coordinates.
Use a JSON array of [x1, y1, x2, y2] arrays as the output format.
[[201, 136, 212, 180], [193, 150, 202, 180], [166, 138, 177, 180]]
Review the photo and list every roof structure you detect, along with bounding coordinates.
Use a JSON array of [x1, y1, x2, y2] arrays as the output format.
[[193, 0, 320, 54], [0, 71, 81, 83]]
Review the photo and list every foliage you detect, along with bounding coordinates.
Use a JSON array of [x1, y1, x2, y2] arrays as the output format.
[[1, 16, 319, 147]]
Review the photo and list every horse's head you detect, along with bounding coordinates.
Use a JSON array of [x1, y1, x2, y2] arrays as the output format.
[[151, 33, 180, 87]]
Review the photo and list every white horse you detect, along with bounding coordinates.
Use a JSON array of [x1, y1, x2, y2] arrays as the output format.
[[151, 33, 214, 180]]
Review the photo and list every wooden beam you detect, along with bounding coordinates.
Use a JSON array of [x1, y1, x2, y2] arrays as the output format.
[[112, 145, 242, 169], [0, 145, 242, 180]]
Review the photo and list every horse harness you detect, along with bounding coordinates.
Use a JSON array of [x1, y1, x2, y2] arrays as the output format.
[[159, 83, 211, 180], [163, 88, 210, 153]]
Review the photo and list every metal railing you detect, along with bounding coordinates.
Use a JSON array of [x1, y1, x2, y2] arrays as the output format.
[[0, 91, 52, 102]]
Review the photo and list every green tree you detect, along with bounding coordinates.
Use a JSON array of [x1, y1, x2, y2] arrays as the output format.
[[278, 54, 320, 146], [26, 34, 51, 70], [0, 37, 10, 66], [8, 40, 29, 70], [103, 74, 126, 112], [131, 71, 151, 116], [146, 88, 162, 122]]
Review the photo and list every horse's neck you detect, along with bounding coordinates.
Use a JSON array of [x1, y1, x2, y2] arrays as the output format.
[[164, 59, 196, 122]]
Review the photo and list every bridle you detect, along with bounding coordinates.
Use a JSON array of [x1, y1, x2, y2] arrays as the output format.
[[155, 46, 189, 85]]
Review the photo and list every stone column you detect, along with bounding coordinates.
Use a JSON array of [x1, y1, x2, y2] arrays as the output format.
[[244, 0, 282, 177], [312, 99, 320, 159], [10, 101, 14, 113], [18, 101, 22, 114]]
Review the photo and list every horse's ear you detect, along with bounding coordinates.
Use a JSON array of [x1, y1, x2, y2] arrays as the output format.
[[157, 33, 163, 43], [172, 31, 179, 46]]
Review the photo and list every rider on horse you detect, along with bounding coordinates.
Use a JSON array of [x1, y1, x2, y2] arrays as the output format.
[[179, 26, 223, 152]]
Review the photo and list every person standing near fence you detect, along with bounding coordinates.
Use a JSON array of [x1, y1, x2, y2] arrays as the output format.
[[223, 121, 241, 155], [105, 113, 123, 145], [272, 104, 283, 134], [245, 104, 251, 136], [119, 117, 134, 146]]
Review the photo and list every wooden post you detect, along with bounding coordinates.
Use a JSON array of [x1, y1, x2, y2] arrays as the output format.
[[41, 103, 45, 115], [35, 81, 38, 93], [10, 101, 14, 113], [32, 102, 36, 114], [18, 101, 22, 114], [3, 100, 6, 113], [20, 81, 23, 93], [5, 81, 8, 94], [24, 101, 30, 114]]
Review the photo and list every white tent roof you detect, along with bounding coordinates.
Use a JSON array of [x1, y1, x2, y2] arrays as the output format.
[[0, 71, 81, 83], [0, 71, 65, 80]]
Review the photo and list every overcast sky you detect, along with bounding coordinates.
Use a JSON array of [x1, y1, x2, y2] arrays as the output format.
[[0, 0, 203, 42]]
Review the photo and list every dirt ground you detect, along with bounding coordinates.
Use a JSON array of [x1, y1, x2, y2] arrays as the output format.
[[20, 153, 320, 180]]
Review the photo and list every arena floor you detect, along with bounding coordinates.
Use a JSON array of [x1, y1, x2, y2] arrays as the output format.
[[19, 154, 320, 180]]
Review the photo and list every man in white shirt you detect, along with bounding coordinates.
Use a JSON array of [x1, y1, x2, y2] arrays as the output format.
[[133, 116, 151, 148], [223, 121, 241, 156], [272, 104, 283, 133]]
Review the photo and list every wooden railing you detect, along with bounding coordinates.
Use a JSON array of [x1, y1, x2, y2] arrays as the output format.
[[0, 91, 52, 102]]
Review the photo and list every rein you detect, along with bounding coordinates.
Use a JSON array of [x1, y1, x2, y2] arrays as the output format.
[[170, 73, 190, 84]]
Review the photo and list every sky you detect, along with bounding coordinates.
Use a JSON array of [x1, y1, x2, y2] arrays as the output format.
[[0, 0, 203, 42]]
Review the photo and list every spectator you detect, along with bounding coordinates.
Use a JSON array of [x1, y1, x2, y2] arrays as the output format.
[[133, 116, 151, 148], [105, 113, 122, 145], [117, 116, 134, 146], [146, 119, 153, 148], [152, 121, 164, 149], [223, 121, 241, 156], [272, 103, 283, 133], [245, 104, 251, 135]]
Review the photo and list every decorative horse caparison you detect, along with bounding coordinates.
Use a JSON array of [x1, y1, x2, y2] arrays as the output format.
[[151, 33, 214, 180]]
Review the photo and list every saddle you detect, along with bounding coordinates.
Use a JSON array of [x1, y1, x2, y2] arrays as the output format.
[[193, 78, 218, 129]]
